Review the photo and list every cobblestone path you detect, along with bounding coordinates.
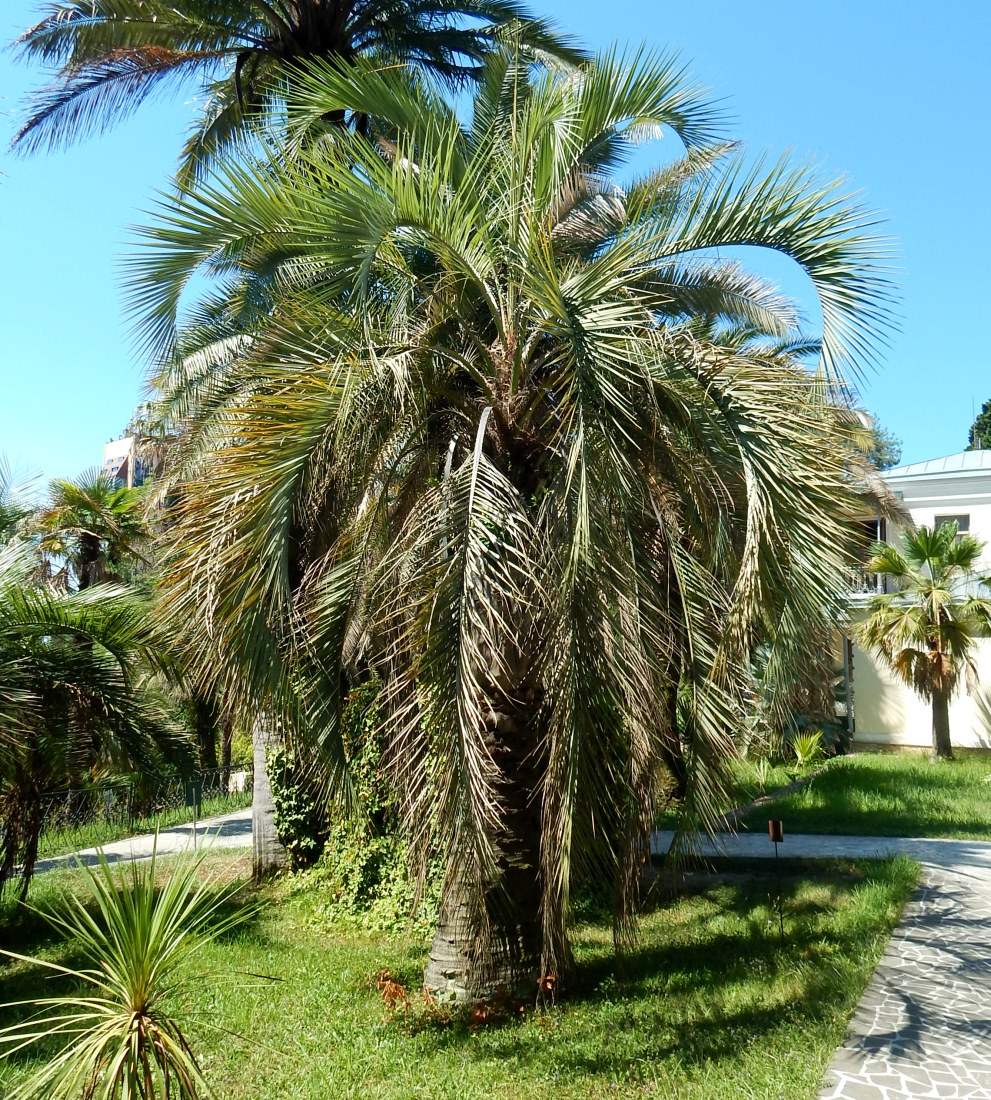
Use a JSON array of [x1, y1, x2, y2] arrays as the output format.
[[650, 831, 991, 1100]]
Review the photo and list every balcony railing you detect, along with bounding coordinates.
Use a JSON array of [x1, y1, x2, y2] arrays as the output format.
[[849, 568, 887, 596]]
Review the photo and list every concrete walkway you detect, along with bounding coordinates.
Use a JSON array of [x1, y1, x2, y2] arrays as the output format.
[[652, 830, 991, 1100], [33, 807, 253, 876]]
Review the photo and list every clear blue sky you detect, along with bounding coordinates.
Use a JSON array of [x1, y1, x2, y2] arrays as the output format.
[[1, 0, 988, 485]]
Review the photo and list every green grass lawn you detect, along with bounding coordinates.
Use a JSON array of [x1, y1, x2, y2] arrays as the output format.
[[0, 851, 917, 1099], [655, 758, 797, 830], [736, 751, 991, 839]]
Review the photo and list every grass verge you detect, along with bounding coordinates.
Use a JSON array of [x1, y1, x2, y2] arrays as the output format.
[[1, 851, 917, 1099], [655, 758, 799, 830], [735, 751, 991, 839]]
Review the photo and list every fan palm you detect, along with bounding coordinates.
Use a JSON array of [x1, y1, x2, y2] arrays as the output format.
[[131, 50, 892, 993], [34, 471, 151, 591], [12, 0, 581, 189], [0, 543, 188, 896], [855, 522, 991, 759]]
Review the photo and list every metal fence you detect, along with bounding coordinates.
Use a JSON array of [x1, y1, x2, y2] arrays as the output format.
[[38, 766, 253, 858]]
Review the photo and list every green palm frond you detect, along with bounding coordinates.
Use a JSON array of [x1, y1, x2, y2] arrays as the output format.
[[33, 470, 152, 590], [12, 0, 583, 186]]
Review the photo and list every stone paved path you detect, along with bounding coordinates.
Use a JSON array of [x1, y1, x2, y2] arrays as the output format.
[[33, 807, 253, 876], [652, 831, 991, 1099]]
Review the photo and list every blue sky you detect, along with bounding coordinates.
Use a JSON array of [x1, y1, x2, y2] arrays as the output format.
[[1, 0, 988, 485]]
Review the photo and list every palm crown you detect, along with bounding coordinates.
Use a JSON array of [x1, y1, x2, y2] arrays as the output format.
[[857, 523, 991, 703], [12, 0, 581, 189], [0, 542, 185, 895], [132, 50, 892, 987], [34, 471, 151, 590]]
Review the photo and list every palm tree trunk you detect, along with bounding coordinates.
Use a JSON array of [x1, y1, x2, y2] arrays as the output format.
[[193, 695, 220, 771], [423, 835, 543, 1001], [423, 700, 543, 1001], [932, 691, 953, 760], [423, 877, 476, 1002], [220, 714, 233, 793], [251, 715, 287, 879], [659, 678, 687, 799]]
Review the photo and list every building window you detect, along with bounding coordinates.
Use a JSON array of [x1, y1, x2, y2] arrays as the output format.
[[934, 514, 970, 537]]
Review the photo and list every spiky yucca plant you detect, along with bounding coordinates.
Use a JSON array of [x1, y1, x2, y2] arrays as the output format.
[[131, 49, 892, 994], [0, 845, 251, 1100]]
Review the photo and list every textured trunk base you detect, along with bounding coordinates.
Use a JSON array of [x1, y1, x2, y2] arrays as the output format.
[[252, 717, 287, 879], [423, 686, 545, 1002], [932, 693, 953, 760], [423, 890, 540, 1002]]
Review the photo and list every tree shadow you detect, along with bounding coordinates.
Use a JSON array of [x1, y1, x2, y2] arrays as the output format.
[[389, 863, 903, 1086]]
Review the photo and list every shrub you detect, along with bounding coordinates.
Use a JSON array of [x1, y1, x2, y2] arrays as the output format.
[[293, 830, 442, 937], [340, 677, 394, 828], [284, 678, 442, 935], [269, 745, 329, 871]]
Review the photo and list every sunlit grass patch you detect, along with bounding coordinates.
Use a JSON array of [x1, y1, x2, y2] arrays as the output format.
[[1, 853, 916, 1100], [736, 751, 991, 838]]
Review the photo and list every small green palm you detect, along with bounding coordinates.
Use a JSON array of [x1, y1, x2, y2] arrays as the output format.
[[0, 543, 186, 895], [790, 730, 824, 770], [0, 460, 34, 546], [855, 522, 991, 758], [34, 471, 151, 591]]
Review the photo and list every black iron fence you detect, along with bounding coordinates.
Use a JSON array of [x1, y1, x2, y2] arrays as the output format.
[[38, 766, 253, 859]]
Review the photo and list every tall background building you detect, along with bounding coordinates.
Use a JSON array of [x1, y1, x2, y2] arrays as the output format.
[[103, 435, 148, 488]]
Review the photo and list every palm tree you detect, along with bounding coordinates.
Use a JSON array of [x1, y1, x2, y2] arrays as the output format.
[[13, 0, 579, 880], [0, 543, 188, 896], [0, 460, 34, 546], [34, 471, 151, 590], [11, 0, 581, 189], [130, 50, 891, 994], [855, 523, 991, 759]]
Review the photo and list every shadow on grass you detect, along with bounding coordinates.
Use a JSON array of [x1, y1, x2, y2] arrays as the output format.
[[381, 859, 914, 1086], [0, 858, 917, 1097]]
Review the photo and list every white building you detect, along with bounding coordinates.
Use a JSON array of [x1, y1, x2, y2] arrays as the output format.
[[103, 436, 148, 489], [847, 450, 991, 749]]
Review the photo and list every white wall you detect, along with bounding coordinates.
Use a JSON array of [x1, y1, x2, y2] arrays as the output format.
[[103, 437, 134, 465], [852, 636, 991, 750], [887, 472, 991, 566]]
